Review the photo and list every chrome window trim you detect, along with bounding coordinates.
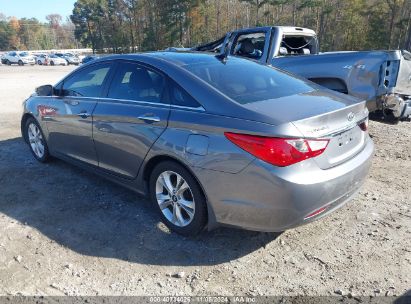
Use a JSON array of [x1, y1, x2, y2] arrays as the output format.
[[45, 95, 205, 112]]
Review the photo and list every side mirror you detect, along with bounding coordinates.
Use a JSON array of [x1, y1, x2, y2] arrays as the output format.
[[36, 84, 53, 96]]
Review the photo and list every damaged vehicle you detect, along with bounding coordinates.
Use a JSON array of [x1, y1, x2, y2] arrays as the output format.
[[191, 26, 411, 124], [22, 53, 373, 235]]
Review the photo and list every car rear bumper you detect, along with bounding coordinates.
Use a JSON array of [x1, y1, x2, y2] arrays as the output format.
[[195, 136, 374, 232]]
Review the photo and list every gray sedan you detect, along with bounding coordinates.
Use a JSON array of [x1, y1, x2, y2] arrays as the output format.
[[21, 52, 374, 236]]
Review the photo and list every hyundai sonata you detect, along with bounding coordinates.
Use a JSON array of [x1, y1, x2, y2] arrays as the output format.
[[21, 52, 374, 236]]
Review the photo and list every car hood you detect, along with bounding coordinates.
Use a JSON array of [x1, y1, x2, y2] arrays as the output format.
[[240, 89, 364, 125]]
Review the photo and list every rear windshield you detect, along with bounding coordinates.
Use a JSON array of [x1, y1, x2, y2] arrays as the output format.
[[183, 59, 315, 104]]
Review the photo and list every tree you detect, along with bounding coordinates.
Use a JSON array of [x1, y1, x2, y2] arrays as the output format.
[[240, 0, 272, 26]]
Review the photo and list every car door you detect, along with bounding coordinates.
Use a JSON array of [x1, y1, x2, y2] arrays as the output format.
[[8, 52, 17, 63], [92, 60, 170, 178], [46, 62, 113, 166]]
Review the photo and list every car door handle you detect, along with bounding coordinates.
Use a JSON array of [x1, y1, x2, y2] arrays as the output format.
[[138, 114, 160, 123], [77, 112, 91, 119]]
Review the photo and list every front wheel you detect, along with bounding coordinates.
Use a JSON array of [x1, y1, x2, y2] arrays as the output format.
[[25, 118, 50, 162], [18, 60, 23, 66], [149, 161, 207, 236], [37, 60, 42, 65], [50, 61, 54, 66]]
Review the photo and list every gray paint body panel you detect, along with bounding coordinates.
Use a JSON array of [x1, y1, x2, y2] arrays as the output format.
[[22, 53, 374, 232]]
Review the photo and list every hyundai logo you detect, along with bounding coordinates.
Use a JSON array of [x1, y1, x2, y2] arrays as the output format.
[[347, 112, 355, 121]]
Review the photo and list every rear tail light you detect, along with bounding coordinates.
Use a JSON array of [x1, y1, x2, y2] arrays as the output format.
[[224, 132, 329, 167], [359, 118, 368, 132]]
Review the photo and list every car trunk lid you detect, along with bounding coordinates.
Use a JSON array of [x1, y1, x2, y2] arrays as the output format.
[[291, 101, 368, 169]]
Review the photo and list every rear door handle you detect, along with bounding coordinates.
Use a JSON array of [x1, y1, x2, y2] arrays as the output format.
[[77, 112, 91, 119], [138, 114, 160, 123]]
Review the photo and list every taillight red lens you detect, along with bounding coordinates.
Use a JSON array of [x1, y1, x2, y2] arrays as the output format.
[[224, 133, 329, 167], [359, 119, 368, 132]]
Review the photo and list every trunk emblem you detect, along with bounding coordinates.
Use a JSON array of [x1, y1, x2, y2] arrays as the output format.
[[347, 112, 355, 121]]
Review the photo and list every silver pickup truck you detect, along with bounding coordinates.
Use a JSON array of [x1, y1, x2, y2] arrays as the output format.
[[192, 26, 411, 124]]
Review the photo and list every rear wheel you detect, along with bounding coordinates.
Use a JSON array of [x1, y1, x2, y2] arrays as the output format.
[[18, 60, 23, 66], [37, 60, 42, 65], [50, 61, 55, 66], [149, 161, 207, 236], [6, 60, 11, 65], [24, 118, 50, 163]]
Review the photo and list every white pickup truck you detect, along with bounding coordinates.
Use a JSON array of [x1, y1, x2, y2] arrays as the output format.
[[192, 26, 411, 124]]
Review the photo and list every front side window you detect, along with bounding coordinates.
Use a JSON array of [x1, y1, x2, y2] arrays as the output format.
[[107, 62, 166, 103], [232, 32, 266, 60], [62, 63, 111, 97]]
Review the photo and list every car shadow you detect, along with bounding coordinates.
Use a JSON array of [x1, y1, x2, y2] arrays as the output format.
[[394, 290, 411, 304], [0, 137, 280, 266]]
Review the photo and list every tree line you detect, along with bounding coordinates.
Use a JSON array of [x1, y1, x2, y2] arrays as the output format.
[[0, 13, 78, 51], [1, 0, 411, 53], [70, 0, 411, 53]]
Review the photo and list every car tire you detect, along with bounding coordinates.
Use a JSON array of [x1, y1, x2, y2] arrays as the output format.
[[18, 60, 23, 66], [6, 60, 11, 65], [50, 61, 54, 66], [24, 117, 50, 163], [37, 60, 42, 65], [149, 161, 207, 236]]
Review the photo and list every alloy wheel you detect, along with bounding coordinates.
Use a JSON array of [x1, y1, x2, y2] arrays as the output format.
[[27, 123, 45, 159], [155, 170, 195, 227]]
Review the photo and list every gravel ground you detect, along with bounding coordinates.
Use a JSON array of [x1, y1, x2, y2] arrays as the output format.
[[0, 65, 409, 298]]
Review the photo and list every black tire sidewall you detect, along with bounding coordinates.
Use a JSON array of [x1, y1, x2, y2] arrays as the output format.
[[149, 161, 207, 236], [25, 118, 50, 163]]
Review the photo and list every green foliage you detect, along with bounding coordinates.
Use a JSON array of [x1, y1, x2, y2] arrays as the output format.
[[3, 0, 410, 52], [0, 13, 77, 51], [69, 0, 410, 53]]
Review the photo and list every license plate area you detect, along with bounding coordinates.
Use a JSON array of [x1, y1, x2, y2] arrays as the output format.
[[335, 128, 359, 149], [314, 125, 366, 169]]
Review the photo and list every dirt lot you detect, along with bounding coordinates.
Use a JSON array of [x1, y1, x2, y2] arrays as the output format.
[[0, 65, 409, 297]]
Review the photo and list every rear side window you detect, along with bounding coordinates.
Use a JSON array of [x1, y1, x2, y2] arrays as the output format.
[[184, 59, 315, 104], [62, 63, 111, 97], [170, 82, 202, 108], [107, 62, 166, 103]]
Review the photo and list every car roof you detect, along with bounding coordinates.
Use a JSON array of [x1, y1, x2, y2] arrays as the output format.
[[97, 51, 244, 68]]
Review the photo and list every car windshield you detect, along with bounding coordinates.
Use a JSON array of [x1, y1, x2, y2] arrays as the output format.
[[50, 55, 57, 58], [183, 59, 316, 104], [19, 52, 29, 57]]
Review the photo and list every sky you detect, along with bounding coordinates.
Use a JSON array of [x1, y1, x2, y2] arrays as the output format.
[[0, 0, 77, 22]]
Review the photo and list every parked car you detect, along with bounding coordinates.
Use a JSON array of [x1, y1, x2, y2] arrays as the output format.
[[63, 53, 81, 65], [48, 54, 67, 66], [3, 51, 35, 65], [190, 26, 411, 124], [35, 54, 49, 65], [21, 53, 374, 236], [82, 55, 99, 64], [0, 53, 5, 65]]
